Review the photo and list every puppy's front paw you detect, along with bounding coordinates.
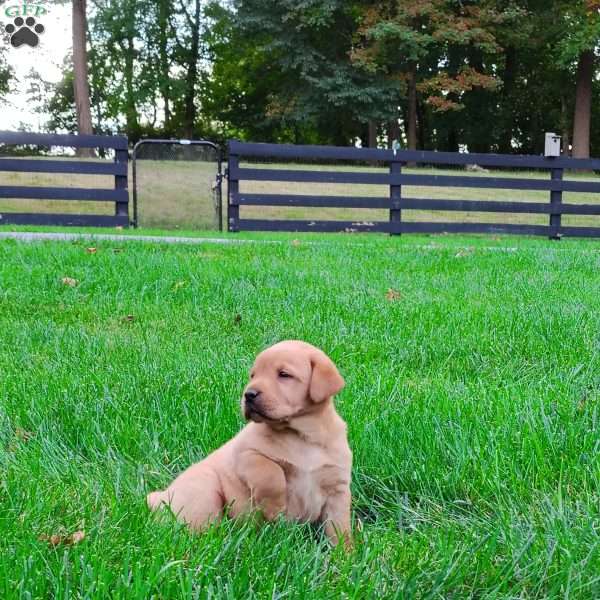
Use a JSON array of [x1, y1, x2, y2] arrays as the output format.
[[147, 490, 167, 511]]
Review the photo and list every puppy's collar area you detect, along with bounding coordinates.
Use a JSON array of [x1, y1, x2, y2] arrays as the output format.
[[259, 400, 343, 447], [247, 399, 331, 427]]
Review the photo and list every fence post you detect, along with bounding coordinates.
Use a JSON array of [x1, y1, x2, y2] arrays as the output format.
[[549, 166, 563, 240], [389, 157, 402, 235], [114, 148, 129, 225], [228, 153, 239, 232]]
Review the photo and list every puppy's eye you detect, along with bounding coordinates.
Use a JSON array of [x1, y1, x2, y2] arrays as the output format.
[[250, 372, 256, 379], [278, 370, 292, 379]]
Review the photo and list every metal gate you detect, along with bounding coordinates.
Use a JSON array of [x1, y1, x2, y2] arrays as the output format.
[[132, 139, 222, 230]]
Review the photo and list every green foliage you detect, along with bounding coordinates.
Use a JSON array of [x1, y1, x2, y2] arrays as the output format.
[[35, 0, 600, 151], [201, 0, 398, 144], [557, 0, 600, 64], [0, 53, 10, 99], [45, 66, 77, 133]]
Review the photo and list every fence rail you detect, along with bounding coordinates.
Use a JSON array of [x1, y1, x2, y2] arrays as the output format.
[[0, 131, 129, 228], [227, 140, 600, 238]]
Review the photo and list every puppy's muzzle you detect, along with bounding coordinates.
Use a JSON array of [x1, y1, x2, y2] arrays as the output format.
[[244, 388, 260, 405], [244, 388, 267, 421]]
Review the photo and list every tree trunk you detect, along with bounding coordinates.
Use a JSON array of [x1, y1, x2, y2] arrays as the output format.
[[183, 0, 201, 138], [116, 1, 140, 141], [72, 0, 93, 156], [498, 46, 517, 154], [572, 49, 594, 160], [561, 94, 570, 156], [446, 129, 459, 153], [387, 119, 400, 148], [368, 121, 377, 148], [466, 48, 491, 154], [159, 0, 171, 134], [416, 98, 427, 149], [407, 63, 417, 151], [123, 33, 139, 141]]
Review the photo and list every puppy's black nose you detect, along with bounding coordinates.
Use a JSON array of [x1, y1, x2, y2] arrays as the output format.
[[244, 388, 260, 404]]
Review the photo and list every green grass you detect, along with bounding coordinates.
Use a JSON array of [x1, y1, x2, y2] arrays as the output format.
[[1, 233, 599, 598]]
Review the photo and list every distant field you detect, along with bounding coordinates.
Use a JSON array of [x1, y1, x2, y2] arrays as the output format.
[[1, 156, 600, 231]]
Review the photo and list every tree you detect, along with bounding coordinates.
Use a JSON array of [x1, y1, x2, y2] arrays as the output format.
[[203, 0, 398, 145], [30, 0, 600, 155], [0, 47, 11, 101], [157, 0, 175, 134], [352, 0, 515, 151], [89, 0, 150, 141], [560, 0, 600, 159], [179, 0, 202, 138], [72, 0, 94, 153]]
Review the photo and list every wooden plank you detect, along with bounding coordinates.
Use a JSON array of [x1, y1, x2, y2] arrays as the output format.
[[234, 194, 600, 214], [235, 193, 390, 208], [231, 166, 600, 192], [558, 203, 600, 215], [549, 168, 563, 239], [0, 158, 128, 176], [400, 197, 552, 213], [236, 219, 554, 236], [390, 160, 401, 235], [0, 185, 128, 202], [398, 222, 550, 236], [114, 148, 129, 221], [398, 173, 600, 192], [229, 140, 392, 162], [230, 166, 391, 185], [228, 155, 240, 232], [0, 131, 128, 150], [559, 226, 600, 237], [229, 140, 600, 170], [238, 219, 391, 233], [0, 213, 129, 227]]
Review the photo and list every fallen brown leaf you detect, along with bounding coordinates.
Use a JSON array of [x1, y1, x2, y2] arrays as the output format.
[[385, 288, 402, 301], [455, 247, 474, 258], [121, 315, 135, 323], [15, 427, 33, 441], [39, 530, 85, 547], [86, 247, 97, 254], [61, 277, 79, 287]]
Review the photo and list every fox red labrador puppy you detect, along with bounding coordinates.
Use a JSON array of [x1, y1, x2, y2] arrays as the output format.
[[147, 340, 352, 546]]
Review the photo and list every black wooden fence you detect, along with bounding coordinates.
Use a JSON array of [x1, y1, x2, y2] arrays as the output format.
[[227, 141, 600, 238], [0, 131, 129, 227]]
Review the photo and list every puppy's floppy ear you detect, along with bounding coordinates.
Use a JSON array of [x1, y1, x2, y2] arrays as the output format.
[[309, 349, 345, 403]]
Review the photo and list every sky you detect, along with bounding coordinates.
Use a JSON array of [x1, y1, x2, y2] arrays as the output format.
[[0, 1, 71, 130]]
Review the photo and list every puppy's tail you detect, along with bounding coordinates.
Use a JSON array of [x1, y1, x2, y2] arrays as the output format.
[[147, 490, 169, 511]]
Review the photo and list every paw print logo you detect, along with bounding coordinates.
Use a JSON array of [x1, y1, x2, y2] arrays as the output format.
[[5, 17, 45, 48]]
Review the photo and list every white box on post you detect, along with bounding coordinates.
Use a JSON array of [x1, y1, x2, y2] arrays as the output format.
[[544, 132, 561, 157]]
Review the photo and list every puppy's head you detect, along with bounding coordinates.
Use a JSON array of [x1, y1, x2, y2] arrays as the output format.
[[242, 341, 344, 424]]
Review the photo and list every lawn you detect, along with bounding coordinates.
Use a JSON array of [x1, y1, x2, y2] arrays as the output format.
[[1, 233, 599, 598]]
